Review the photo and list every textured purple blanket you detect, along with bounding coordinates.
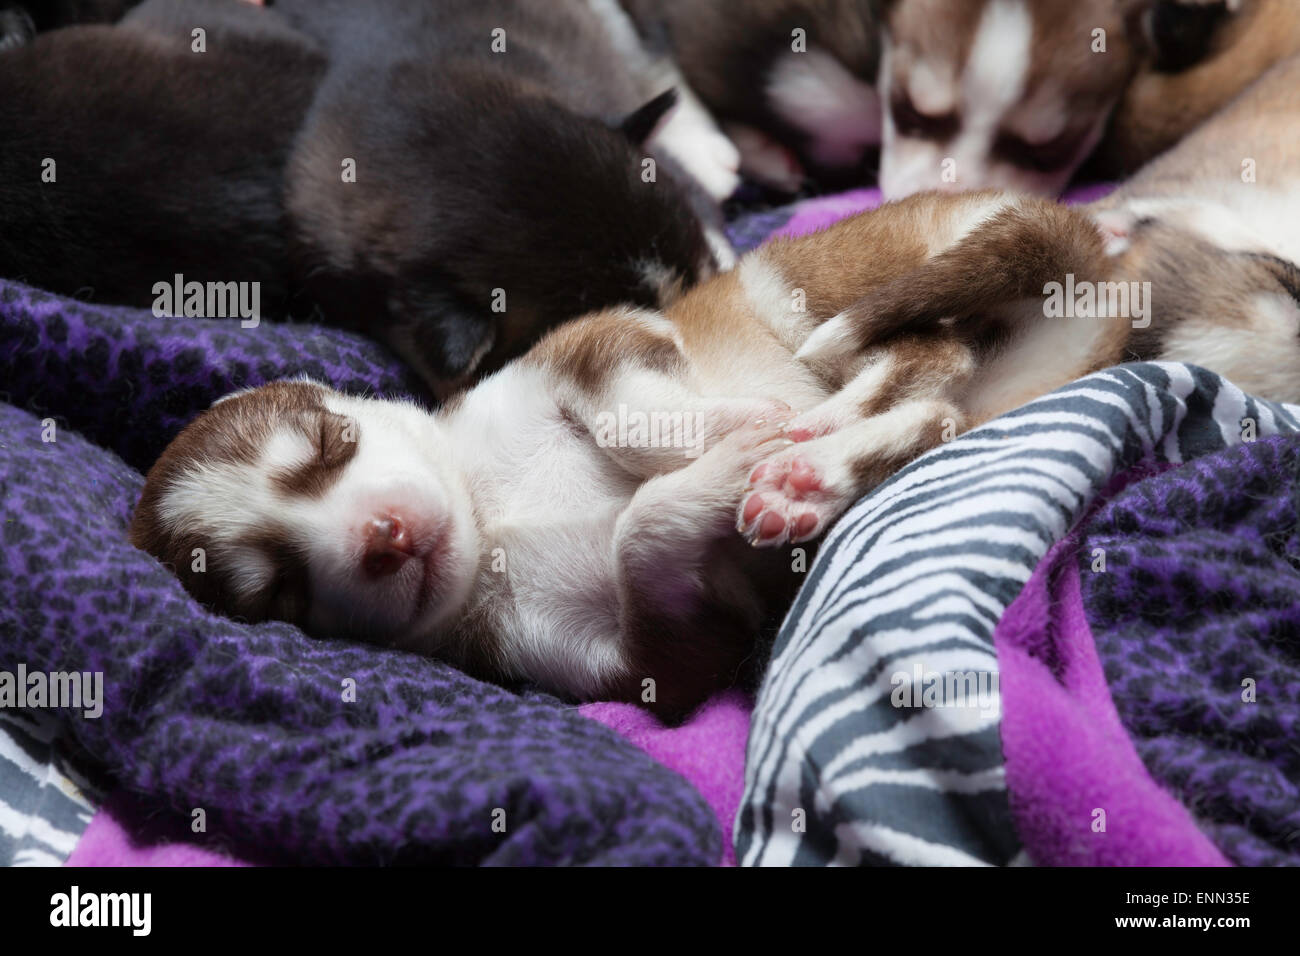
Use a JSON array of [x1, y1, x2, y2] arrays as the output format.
[[1000, 436, 1300, 866], [1082, 436, 1300, 865], [0, 280, 722, 865]]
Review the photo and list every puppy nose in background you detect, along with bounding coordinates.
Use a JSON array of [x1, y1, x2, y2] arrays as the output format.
[[361, 514, 415, 578]]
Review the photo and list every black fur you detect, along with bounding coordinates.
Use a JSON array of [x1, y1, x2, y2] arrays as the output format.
[[1146, 0, 1231, 73], [0, 0, 140, 44], [0, 0, 725, 393]]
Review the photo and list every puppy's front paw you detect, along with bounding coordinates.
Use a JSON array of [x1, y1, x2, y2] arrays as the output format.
[[737, 446, 852, 547]]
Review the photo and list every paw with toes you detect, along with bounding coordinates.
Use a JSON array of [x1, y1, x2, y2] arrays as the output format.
[[738, 448, 848, 547]]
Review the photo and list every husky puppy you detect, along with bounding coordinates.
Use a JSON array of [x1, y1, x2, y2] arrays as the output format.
[[131, 65, 1300, 715], [0, 0, 728, 394], [130, 20, 1300, 719], [1101, 0, 1300, 174]]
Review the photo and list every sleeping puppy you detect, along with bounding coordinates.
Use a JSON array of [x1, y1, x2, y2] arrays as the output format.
[[878, 0, 1151, 198], [0, 0, 727, 395], [131, 101, 1300, 722], [264, 0, 734, 390], [621, 0, 1161, 199], [618, 0, 884, 191], [1098, 0, 1300, 174]]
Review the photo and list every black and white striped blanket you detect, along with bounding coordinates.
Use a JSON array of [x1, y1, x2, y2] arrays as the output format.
[[735, 362, 1300, 866]]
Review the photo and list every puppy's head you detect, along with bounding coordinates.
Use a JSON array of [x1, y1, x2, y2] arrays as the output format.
[[879, 0, 1141, 198], [365, 80, 730, 398], [129, 380, 482, 646]]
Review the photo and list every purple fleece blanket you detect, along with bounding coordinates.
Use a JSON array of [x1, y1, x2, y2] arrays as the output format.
[[996, 467, 1231, 867], [1001, 435, 1300, 866], [1081, 436, 1300, 865], [0, 281, 723, 865]]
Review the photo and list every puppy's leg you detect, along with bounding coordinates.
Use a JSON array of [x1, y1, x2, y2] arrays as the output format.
[[650, 84, 743, 201], [535, 311, 791, 478], [611, 420, 792, 716], [796, 199, 1108, 362], [740, 335, 975, 546], [616, 420, 790, 604]]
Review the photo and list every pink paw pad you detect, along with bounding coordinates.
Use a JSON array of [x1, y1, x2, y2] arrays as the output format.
[[738, 451, 838, 547], [758, 512, 786, 541], [792, 512, 820, 539]]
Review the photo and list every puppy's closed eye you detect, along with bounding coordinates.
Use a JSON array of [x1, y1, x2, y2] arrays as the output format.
[[993, 127, 1087, 173], [891, 93, 959, 141], [317, 410, 357, 468], [272, 409, 359, 499]]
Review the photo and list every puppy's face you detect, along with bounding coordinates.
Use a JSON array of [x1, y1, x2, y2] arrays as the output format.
[[130, 381, 482, 647], [880, 0, 1137, 198], [370, 85, 729, 399]]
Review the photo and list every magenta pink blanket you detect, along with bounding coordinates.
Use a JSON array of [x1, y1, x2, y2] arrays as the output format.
[[995, 473, 1229, 867]]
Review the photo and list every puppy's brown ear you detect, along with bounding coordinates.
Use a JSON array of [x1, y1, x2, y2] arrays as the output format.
[[616, 89, 678, 145], [798, 201, 1109, 362]]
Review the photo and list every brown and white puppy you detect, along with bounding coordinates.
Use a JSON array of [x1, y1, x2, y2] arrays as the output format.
[[129, 51, 1300, 716], [878, 0, 1151, 198], [133, 86, 1300, 722], [1086, 51, 1300, 397], [1099, 0, 1300, 174]]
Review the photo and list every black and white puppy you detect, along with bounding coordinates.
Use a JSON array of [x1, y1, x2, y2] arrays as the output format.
[[0, 0, 730, 394]]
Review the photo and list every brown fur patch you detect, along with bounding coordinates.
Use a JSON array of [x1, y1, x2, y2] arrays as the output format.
[[270, 409, 360, 499], [128, 380, 334, 617], [833, 196, 1109, 350], [859, 335, 975, 416], [528, 309, 684, 394]]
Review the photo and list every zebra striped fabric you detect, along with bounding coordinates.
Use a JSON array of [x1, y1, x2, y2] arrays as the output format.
[[735, 362, 1300, 866], [0, 711, 96, 866]]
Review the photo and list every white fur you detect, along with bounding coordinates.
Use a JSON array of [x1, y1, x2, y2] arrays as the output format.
[[585, 0, 740, 200], [881, 0, 1100, 199], [766, 48, 882, 169], [650, 86, 743, 201], [1160, 296, 1300, 403]]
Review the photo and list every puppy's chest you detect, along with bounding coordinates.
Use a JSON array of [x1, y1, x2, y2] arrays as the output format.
[[450, 369, 639, 563]]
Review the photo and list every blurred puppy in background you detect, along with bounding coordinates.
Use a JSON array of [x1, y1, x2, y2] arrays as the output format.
[[1099, 0, 1300, 174], [0, 0, 732, 397], [620, 0, 885, 192]]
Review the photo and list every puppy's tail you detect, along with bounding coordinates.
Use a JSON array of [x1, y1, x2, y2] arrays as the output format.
[[797, 199, 1109, 363]]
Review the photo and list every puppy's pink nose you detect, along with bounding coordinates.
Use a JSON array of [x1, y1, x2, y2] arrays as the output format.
[[362, 514, 415, 578]]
